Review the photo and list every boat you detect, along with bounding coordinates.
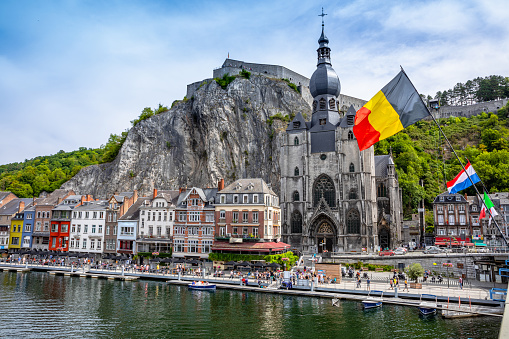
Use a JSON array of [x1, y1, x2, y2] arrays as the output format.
[[362, 290, 383, 309], [188, 281, 216, 291], [419, 294, 438, 315]]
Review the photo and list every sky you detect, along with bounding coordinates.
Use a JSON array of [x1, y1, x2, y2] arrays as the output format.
[[1, 0, 508, 164]]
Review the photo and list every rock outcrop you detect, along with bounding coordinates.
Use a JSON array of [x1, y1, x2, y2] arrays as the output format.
[[61, 75, 311, 198]]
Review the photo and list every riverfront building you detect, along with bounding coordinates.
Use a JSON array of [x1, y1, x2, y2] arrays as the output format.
[[70, 200, 107, 254], [173, 187, 217, 258], [104, 192, 138, 255], [49, 195, 83, 252], [1, 199, 32, 251], [118, 197, 150, 255], [136, 189, 178, 254], [280, 22, 403, 254]]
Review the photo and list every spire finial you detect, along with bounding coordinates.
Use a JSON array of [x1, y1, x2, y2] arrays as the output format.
[[319, 7, 327, 27]]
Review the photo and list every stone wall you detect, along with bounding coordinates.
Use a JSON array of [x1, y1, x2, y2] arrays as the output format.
[[430, 98, 508, 119]]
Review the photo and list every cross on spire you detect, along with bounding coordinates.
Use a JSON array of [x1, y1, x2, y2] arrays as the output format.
[[319, 7, 327, 26]]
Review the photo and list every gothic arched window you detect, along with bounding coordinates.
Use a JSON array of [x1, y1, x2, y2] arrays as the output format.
[[291, 210, 302, 233], [349, 163, 355, 172], [348, 130, 354, 140], [377, 183, 387, 198], [313, 174, 335, 207], [329, 98, 336, 110], [294, 167, 299, 176], [346, 209, 360, 234], [349, 188, 357, 200], [319, 98, 326, 110], [294, 136, 299, 145], [293, 191, 300, 202]]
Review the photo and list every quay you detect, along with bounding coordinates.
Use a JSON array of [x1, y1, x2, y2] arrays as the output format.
[[0, 263, 504, 319]]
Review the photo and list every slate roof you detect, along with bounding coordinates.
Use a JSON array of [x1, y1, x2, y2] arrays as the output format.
[[219, 178, 276, 196], [339, 105, 357, 128], [0, 192, 15, 203], [73, 200, 108, 211], [374, 155, 393, 177], [177, 187, 218, 208], [433, 192, 467, 204], [40, 189, 74, 205], [119, 197, 150, 221], [0, 198, 33, 216], [155, 190, 180, 204], [286, 112, 308, 132]]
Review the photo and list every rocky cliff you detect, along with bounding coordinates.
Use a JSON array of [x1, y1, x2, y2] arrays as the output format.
[[61, 75, 311, 198]]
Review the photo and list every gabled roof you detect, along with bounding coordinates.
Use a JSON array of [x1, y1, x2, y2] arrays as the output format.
[[40, 189, 74, 205], [286, 112, 308, 132], [374, 155, 393, 177], [119, 197, 150, 221], [219, 178, 276, 196], [155, 190, 179, 204], [0, 198, 33, 216], [177, 187, 218, 207], [434, 192, 467, 204], [339, 105, 357, 128], [73, 200, 108, 211]]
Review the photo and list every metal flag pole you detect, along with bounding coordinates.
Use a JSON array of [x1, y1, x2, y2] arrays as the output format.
[[399, 67, 508, 247]]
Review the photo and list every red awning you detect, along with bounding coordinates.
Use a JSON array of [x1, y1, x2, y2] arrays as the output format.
[[211, 241, 290, 253], [435, 242, 447, 246]]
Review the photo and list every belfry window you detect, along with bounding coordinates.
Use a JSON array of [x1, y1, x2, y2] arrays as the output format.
[[294, 136, 299, 145], [346, 209, 360, 234], [293, 191, 300, 202], [293, 121, 301, 129], [313, 174, 335, 207], [319, 118, 326, 125], [294, 167, 299, 176], [329, 98, 336, 110], [319, 98, 326, 110], [312, 101, 317, 112], [349, 188, 357, 200], [347, 115, 354, 125], [348, 130, 354, 140], [377, 184, 387, 198], [349, 163, 355, 172], [291, 210, 302, 233]]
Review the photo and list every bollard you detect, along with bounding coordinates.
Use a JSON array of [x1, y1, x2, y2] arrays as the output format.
[[394, 286, 398, 298], [122, 266, 125, 277], [178, 271, 181, 281], [71, 265, 73, 273]]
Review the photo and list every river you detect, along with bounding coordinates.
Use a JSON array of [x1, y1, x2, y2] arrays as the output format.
[[0, 271, 500, 338]]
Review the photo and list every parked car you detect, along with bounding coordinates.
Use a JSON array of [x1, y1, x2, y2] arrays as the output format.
[[394, 248, 406, 255], [423, 246, 440, 254], [379, 250, 395, 256]]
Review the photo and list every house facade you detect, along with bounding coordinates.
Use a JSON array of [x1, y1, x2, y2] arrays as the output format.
[[70, 200, 107, 255], [136, 189, 177, 254], [118, 197, 150, 255], [433, 193, 472, 246], [173, 187, 217, 258]]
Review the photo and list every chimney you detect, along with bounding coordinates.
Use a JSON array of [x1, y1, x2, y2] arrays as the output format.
[[18, 201, 25, 213], [87, 194, 93, 201], [179, 187, 184, 194], [153, 188, 158, 199], [57, 197, 62, 204], [133, 190, 138, 202], [218, 178, 225, 191]]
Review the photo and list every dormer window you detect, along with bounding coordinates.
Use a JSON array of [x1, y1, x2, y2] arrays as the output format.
[[456, 196, 461, 202], [293, 121, 301, 128], [220, 195, 226, 204], [233, 195, 239, 204], [440, 196, 444, 202], [319, 118, 326, 125]]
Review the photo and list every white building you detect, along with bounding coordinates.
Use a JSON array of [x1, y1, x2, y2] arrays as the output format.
[[117, 197, 150, 255], [136, 190, 178, 254], [70, 200, 107, 255]]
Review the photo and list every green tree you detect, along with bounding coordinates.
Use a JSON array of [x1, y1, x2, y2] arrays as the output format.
[[406, 263, 424, 283]]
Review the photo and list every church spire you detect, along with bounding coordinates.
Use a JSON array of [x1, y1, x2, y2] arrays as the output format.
[[317, 7, 331, 66]]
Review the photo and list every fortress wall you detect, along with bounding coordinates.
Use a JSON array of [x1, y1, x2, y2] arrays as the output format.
[[433, 98, 508, 119]]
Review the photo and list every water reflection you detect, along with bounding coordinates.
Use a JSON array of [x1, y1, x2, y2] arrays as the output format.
[[0, 271, 501, 338]]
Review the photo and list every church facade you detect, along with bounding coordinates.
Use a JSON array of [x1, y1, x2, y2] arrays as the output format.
[[280, 22, 403, 254]]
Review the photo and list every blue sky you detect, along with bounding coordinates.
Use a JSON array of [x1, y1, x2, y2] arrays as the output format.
[[1, 0, 508, 164]]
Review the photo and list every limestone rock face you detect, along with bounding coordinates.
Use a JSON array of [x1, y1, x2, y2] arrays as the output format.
[[61, 75, 311, 198]]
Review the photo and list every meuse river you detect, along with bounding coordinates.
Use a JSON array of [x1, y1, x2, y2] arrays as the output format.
[[0, 271, 500, 338]]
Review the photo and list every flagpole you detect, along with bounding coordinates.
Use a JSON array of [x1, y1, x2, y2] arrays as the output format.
[[399, 67, 508, 247], [465, 156, 505, 243]]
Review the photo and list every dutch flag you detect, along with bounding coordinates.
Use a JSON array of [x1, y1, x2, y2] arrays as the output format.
[[447, 161, 481, 194]]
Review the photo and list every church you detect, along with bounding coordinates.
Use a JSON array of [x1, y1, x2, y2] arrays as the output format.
[[280, 19, 403, 254]]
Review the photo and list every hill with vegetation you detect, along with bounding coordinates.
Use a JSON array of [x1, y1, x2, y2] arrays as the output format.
[[0, 74, 507, 223]]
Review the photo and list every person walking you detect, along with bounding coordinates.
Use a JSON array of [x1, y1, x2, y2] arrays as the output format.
[[459, 277, 463, 289], [366, 277, 371, 291], [404, 278, 409, 292], [389, 278, 393, 289]]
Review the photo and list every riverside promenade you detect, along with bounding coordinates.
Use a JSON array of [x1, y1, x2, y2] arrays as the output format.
[[0, 262, 504, 311]]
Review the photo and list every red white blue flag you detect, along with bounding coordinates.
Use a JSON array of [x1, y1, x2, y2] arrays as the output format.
[[447, 161, 480, 194]]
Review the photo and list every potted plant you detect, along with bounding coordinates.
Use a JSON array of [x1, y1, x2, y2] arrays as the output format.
[[406, 263, 424, 289]]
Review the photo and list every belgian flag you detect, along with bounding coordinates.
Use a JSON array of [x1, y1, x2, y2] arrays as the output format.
[[353, 71, 429, 151]]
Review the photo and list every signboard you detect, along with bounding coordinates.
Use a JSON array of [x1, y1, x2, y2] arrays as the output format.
[[418, 208, 425, 212], [229, 238, 243, 243]]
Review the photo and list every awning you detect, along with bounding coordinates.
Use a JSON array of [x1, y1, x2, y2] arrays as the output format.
[[435, 242, 447, 246], [475, 243, 487, 247]]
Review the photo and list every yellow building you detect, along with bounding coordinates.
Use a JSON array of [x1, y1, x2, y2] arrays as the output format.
[[9, 212, 24, 250]]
